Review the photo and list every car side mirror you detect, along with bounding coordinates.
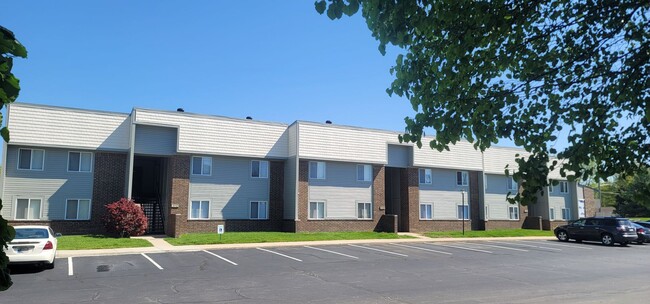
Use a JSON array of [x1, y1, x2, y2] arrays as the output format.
[[54, 233, 62, 238]]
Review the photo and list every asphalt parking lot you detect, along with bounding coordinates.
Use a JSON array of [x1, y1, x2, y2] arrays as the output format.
[[5, 240, 650, 303]]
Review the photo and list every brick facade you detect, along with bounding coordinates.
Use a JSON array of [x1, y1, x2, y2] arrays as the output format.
[[542, 220, 568, 231], [484, 204, 528, 230], [294, 161, 388, 232], [583, 186, 598, 217], [400, 167, 418, 232]]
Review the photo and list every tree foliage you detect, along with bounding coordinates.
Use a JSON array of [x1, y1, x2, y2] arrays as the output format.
[[0, 25, 27, 292], [103, 198, 149, 238], [614, 168, 650, 216], [316, 0, 650, 205]]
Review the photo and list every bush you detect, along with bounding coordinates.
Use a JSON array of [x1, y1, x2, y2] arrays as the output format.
[[103, 198, 148, 237]]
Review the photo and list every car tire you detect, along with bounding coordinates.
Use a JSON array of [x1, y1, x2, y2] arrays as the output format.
[[620, 242, 629, 247], [556, 230, 569, 242], [637, 240, 644, 245], [574, 239, 582, 243], [601, 233, 614, 246], [44, 260, 55, 270]]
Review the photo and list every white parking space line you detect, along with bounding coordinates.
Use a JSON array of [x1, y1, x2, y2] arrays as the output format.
[[462, 242, 529, 252], [141, 253, 164, 270], [389, 243, 453, 255], [348, 244, 408, 257], [202, 250, 238, 265], [257, 248, 303, 262], [488, 241, 562, 251], [68, 257, 73, 276], [518, 240, 593, 250], [304, 246, 359, 259], [435, 244, 493, 254]]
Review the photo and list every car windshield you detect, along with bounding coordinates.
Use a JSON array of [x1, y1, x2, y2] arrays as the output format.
[[14, 228, 49, 239]]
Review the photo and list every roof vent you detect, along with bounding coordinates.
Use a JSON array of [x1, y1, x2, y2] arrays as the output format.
[[325, 120, 332, 124], [176, 108, 185, 112], [246, 116, 253, 120]]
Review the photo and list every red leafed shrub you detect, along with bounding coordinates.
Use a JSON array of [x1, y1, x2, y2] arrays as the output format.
[[103, 198, 148, 237]]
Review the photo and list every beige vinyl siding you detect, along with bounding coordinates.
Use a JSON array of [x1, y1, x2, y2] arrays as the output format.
[[287, 123, 298, 157], [484, 174, 515, 220], [308, 161, 372, 219], [2, 146, 93, 219], [549, 182, 573, 220], [134, 109, 288, 159], [419, 168, 470, 220], [483, 147, 529, 174], [8, 103, 130, 151], [189, 156, 269, 220], [134, 124, 178, 156], [413, 138, 483, 171]]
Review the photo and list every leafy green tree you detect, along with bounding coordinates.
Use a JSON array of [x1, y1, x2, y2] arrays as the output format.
[[0, 25, 27, 291], [615, 168, 650, 216], [315, 0, 650, 205]]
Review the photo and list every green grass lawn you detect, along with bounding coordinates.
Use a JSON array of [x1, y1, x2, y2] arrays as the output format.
[[630, 218, 650, 222], [166, 231, 409, 246], [425, 229, 554, 238], [57, 235, 154, 250]]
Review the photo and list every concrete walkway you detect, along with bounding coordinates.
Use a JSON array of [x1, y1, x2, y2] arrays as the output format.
[[56, 234, 555, 258]]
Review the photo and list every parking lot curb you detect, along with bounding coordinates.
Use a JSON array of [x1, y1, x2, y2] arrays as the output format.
[[56, 236, 555, 258]]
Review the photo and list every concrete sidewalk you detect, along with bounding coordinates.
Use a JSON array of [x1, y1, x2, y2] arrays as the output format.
[[56, 234, 555, 258]]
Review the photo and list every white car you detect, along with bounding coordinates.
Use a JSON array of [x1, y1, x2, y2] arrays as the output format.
[[6, 226, 60, 269]]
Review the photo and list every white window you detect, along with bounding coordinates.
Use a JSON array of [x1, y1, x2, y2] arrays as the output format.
[[309, 201, 325, 219], [561, 208, 570, 220], [192, 156, 212, 176], [509, 206, 519, 220], [65, 199, 91, 220], [18, 148, 44, 171], [251, 160, 269, 178], [190, 200, 210, 219], [68, 152, 92, 172], [309, 161, 326, 179], [507, 176, 518, 191], [548, 181, 555, 194], [250, 201, 268, 219], [484, 205, 490, 220], [357, 202, 372, 219], [419, 203, 433, 220], [357, 164, 372, 182], [559, 181, 569, 193], [419, 168, 432, 184], [457, 205, 469, 220], [15, 198, 42, 220], [456, 171, 469, 186], [549, 208, 556, 220]]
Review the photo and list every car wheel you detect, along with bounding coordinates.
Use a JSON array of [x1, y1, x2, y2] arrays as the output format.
[[556, 230, 569, 242], [601, 233, 614, 246], [637, 240, 644, 245], [44, 260, 55, 270]]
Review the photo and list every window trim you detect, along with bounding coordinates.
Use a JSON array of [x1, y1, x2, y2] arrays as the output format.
[[14, 198, 43, 220], [189, 200, 211, 220], [356, 164, 372, 182], [506, 176, 518, 191], [559, 181, 569, 193], [457, 204, 470, 220], [309, 161, 326, 180], [67, 151, 93, 173], [356, 201, 372, 220], [250, 160, 269, 179], [561, 207, 570, 220], [548, 181, 555, 194], [249, 201, 269, 220], [191, 156, 212, 176], [419, 203, 433, 220], [419, 168, 432, 185], [456, 171, 469, 186], [64, 198, 92, 220], [484, 205, 490, 221], [549, 207, 556, 221], [308, 201, 326, 220], [508, 205, 520, 220], [17, 148, 45, 171]]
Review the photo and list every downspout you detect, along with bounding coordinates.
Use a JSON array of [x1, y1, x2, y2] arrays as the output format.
[[126, 109, 136, 199], [294, 122, 300, 221]]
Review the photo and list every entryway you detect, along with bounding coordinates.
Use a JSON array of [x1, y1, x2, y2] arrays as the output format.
[[132, 156, 169, 235]]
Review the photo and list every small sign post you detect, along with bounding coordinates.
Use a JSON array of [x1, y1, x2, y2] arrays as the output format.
[[217, 224, 224, 241]]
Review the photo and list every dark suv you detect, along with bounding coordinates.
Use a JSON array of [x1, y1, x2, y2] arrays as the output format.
[[554, 217, 638, 246]]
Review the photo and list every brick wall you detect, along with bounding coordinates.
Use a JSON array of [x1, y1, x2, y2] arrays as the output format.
[[522, 216, 542, 230], [400, 167, 418, 232], [168, 157, 286, 237], [542, 220, 567, 231], [470, 171, 480, 230], [583, 186, 598, 217], [484, 204, 528, 230], [294, 162, 389, 232]]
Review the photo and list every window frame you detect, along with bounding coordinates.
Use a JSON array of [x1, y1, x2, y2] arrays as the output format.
[[64, 198, 92, 220], [309, 161, 326, 180], [419, 168, 432, 185], [14, 198, 43, 220], [506, 176, 518, 191], [457, 204, 470, 220], [17, 148, 45, 171], [308, 201, 326, 220], [548, 181, 555, 194], [549, 207, 556, 221], [249, 201, 269, 220], [484, 205, 490, 221], [250, 160, 269, 179], [561, 208, 570, 220], [419, 203, 433, 220], [559, 181, 569, 193], [191, 156, 212, 176], [356, 201, 372, 219], [456, 171, 469, 186], [189, 200, 211, 220], [356, 164, 372, 182], [67, 151, 93, 173], [508, 205, 520, 220]]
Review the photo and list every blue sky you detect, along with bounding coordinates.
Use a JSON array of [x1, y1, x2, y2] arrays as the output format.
[[3, 1, 519, 148]]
